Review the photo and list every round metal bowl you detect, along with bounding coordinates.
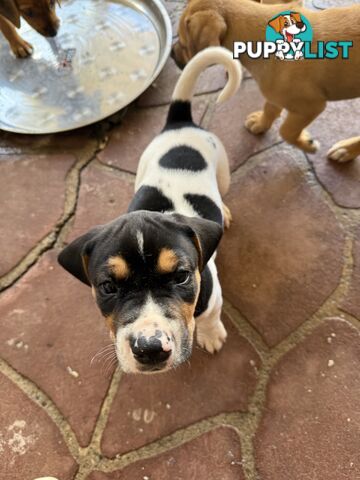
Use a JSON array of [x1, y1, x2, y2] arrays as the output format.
[[0, 0, 172, 134]]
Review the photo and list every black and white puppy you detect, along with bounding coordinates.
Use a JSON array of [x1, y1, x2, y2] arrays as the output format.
[[58, 47, 242, 374]]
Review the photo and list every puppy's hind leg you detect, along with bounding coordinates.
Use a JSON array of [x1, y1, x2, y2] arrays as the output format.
[[327, 136, 360, 162], [245, 101, 282, 134], [279, 104, 325, 153], [215, 141, 232, 228]]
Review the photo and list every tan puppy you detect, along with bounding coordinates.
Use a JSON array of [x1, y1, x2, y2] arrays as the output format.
[[172, 0, 360, 162], [0, 0, 60, 58]]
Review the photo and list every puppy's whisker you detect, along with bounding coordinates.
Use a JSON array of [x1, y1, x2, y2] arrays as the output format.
[[90, 344, 116, 366]]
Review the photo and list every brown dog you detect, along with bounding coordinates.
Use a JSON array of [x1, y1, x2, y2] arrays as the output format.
[[0, 0, 60, 58], [172, 0, 360, 162]]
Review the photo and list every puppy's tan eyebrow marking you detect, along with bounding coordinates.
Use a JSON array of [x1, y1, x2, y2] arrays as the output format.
[[108, 255, 130, 279], [157, 248, 179, 274], [105, 314, 116, 340]]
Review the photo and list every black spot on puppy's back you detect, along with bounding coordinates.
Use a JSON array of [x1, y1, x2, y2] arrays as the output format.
[[159, 146, 207, 172], [184, 193, 223, 226], [128, 186, 174, 213]]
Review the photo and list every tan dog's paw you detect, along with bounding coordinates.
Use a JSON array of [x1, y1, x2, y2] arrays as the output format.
[[245, 111, 270, 134], [11, 38, 33, 58], [296, 130, 320, 153], [327, 139, 360, 163], [197, 320, 227, 354], [222, 202, 232, 229]]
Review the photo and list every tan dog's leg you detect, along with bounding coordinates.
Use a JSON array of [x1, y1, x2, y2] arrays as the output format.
[[327, 137, 360, 163], [279, 104, 325, 153], [245, 102, 282, 134], [0, 17, 33, 57]]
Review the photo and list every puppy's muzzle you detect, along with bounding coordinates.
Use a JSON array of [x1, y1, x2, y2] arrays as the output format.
[[43, 23, 60, 38], [129, 332, 172, 366]]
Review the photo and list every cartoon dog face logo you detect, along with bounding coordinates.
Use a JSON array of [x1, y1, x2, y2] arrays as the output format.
[[268, 12, 306, 42], [268, 12, 307, 60]]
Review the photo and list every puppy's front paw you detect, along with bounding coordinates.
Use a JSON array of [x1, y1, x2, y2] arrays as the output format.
[[297, 130, 320, 153], [245, 111, 270, 135], [11, 38, 33, 58], [327, 139, 359, 163], [197, 320, 227, 354]]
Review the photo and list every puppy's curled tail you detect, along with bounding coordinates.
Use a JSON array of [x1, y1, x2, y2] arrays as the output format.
[[166, 46, 242, 125]]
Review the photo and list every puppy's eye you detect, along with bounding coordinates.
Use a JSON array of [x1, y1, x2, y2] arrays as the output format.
[[173, 271, 191, 286], [99, 281, 117, 295]]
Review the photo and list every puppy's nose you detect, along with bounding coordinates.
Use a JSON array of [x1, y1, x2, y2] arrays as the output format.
[[130, 334, 171, 365], [296, 21, 304, 29], [44, 26, 58, 37]]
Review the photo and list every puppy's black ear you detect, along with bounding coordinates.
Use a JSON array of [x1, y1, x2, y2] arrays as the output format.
[[58, 227, 101, 286], [0, 0, 21, 28], [173, 215, 223, 270]]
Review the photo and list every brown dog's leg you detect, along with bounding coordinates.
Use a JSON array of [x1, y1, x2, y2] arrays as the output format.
[[0, 16, 33, 58], [245, 102, 282, 134], [327, 136, 360, 162], [279, 105, 325, 153]]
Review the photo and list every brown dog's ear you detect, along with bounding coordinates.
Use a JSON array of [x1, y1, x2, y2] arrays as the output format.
[[290, 12, 302, 23], [0, 0, 20, 28], [268, 16, 283, 33], [185, 10, 227, 57]]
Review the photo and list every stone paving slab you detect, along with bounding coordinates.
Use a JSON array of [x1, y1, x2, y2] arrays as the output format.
[[0, 127, 94, 155], [65, 162, 134, 242], [0, 250, 114, 447], [0, 372, 77, 480], [255, 318, 360, 480], [218, 143, 345, 346], [101, 316, 260, 457], [89, 427, 245, 480], [307, 98, 360, 209], [0, 154, 75, 277]]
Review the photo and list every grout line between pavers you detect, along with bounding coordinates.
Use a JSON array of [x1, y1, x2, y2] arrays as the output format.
[[94, 157, 137, 180], [0, 357, 83, 462], [223, 299, 269, 359], [82, 412, 248, 477], [87, 368, 122, 452]]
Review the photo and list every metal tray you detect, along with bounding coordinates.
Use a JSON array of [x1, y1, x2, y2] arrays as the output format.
[[0, 0, 172, 134]]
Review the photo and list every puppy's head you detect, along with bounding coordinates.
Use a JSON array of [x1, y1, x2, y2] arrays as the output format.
[[58, 211, 222, 374], [0, 0, 60, 37], [171, 0, 227, 69]]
